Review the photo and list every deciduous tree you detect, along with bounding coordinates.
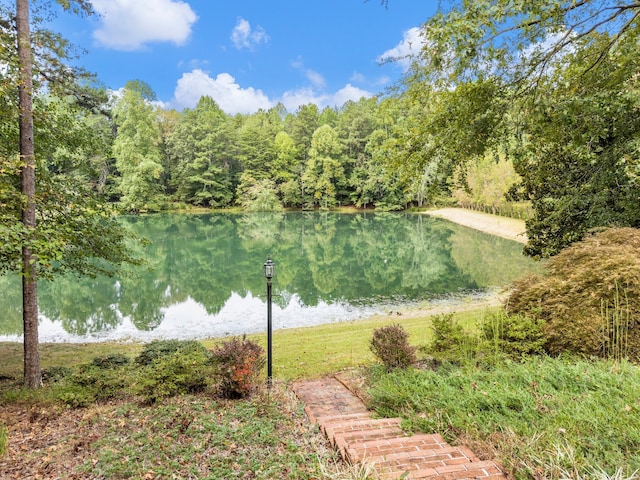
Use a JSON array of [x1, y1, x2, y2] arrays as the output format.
[[2, 0, 142, 387]]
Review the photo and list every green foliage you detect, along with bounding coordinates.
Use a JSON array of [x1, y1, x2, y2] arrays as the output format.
[[382, 1, 640, 257], [91, 353, 130, 369], [427, 313, 479, 363], [481, 311, 546, 358], [210, 336, 266, 398], [68, 363, 132, 402], [112, 85, 165, 212], [165, 96, 236, 207], [56, 385, 95, 408], [511, 36, 640, 257], [0, 104, 144, 278], [369, 324, 417, 370], [237, 175, 284, 212], [368, 357, 640, 479], [416, 0, 640, 90], [136, 347, 212, 404], [135, 339, 210, 366], [0, 423, 6, 457], [302, 124, 346, 209], [41, 366, 73, 383], [506, 228, 640, 361], [452, 152, 532, 220]]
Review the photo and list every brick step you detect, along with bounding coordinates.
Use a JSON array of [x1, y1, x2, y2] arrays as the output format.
[[316, 412, 372, 430], [378, 456, 506, 480], [335, 426, 406, 460], [324, 418, 403, 447], [346, 433, 450, 463], [293, 379, 369, 422]]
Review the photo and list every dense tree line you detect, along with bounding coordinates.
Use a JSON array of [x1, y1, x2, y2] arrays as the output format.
[[107, 90, 415, 212]]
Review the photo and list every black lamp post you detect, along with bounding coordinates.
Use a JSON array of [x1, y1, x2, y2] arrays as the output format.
[[263, 256, 274, 386]]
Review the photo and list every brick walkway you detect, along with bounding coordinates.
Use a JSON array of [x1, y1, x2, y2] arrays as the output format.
[[292, 377, 507, 480]]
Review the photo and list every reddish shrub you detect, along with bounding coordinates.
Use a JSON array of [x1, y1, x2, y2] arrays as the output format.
[[370, 324, 417, 370], [210, 336, 265, 398]]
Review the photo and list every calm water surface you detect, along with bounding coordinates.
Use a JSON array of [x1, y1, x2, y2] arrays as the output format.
[[0, 212, 539, 342]]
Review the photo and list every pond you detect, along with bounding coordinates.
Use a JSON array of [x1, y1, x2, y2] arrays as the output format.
[[0, 212, 540, 342]]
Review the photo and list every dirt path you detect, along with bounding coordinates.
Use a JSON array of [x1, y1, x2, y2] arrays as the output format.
[[424, 208, 528, 244]]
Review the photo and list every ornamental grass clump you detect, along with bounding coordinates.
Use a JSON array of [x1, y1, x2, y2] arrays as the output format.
[[210, 336, 266, 398], [506, 227, 640, 361], [370, 324, 417, 370]]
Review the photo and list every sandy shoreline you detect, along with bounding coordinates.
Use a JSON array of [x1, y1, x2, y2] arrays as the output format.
[[424, 207, 528, 244]]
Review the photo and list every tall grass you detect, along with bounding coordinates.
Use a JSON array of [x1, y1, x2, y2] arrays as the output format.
[[601, 283, 631, 362], [368, 357, 640, 479]]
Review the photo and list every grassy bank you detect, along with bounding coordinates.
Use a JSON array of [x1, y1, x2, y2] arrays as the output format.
[[2, 306, 639, 479], [368, 357, 640, 479], [0, 306, 490, 381]]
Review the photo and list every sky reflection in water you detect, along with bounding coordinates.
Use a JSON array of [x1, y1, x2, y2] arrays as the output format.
[[0, 212, 539, 342]]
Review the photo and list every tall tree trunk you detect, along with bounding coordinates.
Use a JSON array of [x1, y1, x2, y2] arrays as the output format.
[[16, 0, 41, 388]]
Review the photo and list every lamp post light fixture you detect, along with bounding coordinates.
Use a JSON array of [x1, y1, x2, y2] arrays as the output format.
[[263, 256, 274, 386]]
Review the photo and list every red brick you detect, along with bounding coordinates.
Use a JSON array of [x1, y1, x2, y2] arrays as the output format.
[[293, 377, 508, 480]]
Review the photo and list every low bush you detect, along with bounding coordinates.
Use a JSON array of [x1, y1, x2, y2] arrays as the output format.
[[210, 336, 265, 398], [42, 366, 73, 384], [135, 339, 211, 366], [370, 324, 417, 370], [481, 310, 546, 358], [56, 385, 96, 408], [136, 347, 212, 404], [426, 314, 478, 364], [91, 353, 130, 369], [68, 364, 132, 402], [506, 227, 640, 360]]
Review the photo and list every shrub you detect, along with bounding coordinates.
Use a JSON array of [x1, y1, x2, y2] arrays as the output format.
[[56, 386, 95, 408], [210, 336, 265, 398], [91, 353, 130, 369], [370, 324, 417, 370], [136, 347, 212, 404], [42, 366, 73, 384], [506, 228, 640, 360], [135, 339, 210, 366], [481, 311, 546, 358], [426, 314, 478, 364], [68, 364, 131, 402]]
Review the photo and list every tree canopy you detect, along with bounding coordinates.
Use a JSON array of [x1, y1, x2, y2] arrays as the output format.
[[394, 0, 640, 256], [1, 0, 143, 387], [417, 0, 640, 90]]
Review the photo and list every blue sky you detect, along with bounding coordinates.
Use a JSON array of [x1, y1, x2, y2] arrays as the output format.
[[52, 0, 437, 115]]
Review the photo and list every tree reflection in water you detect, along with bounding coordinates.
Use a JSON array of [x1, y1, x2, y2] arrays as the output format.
[[0, 212, 539, 340]]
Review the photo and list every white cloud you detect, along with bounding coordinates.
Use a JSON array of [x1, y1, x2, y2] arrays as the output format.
[[170, 70, 373, 115], [350, 71, 365, 83], [279, 87, 322, 112], [172, 69, 272, 114], [291, 58, 326, 89], [331, 84, 373, 106], [378, 26, 424, 71], [230, 18, 269, 50], [280, 84, 372, 112], [91, 0, 198, 51]]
